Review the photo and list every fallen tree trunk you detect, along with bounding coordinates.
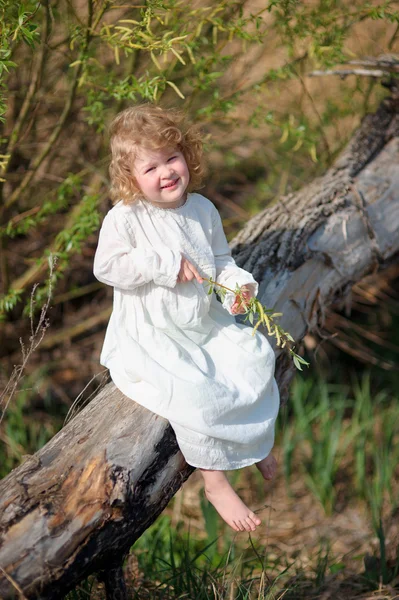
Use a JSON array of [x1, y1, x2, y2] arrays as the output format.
[[0, 386, 193, 599], [232, 92, 399, 396], [0, 90, 398, 599]]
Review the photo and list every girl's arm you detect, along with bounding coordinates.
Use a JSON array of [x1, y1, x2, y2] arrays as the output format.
[[93, 211, 181, 290], [211, 206, 258, 313]]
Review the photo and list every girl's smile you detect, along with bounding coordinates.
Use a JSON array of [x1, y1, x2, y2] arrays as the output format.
[[133, 147, 189, 209], [161, 178, 179, 189]]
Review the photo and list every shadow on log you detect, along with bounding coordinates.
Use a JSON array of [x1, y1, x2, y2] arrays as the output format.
[[0, 88, 398, 598]]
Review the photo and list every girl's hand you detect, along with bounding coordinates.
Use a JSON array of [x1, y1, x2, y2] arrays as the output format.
[[177, 256, 203, 284], [231, 285, 253, 315]]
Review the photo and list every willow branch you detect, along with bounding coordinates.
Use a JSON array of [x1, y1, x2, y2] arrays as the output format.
[[3, 1, 51, 170], [8, 177, 105, 293], [192, 55, 310, 125], [52, 281, 103, 305], [39, 307, 111, 350], [3, 0, 108, 213], [0, 4, 51, 292], [202, 277, 307, 368]]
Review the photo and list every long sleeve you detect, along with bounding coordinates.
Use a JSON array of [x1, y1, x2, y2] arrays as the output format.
[[211, 206, 258, 313], [93, 210, 181, 290]]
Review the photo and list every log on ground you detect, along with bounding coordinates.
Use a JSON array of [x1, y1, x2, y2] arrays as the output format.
[[0, 91, 398, 599]]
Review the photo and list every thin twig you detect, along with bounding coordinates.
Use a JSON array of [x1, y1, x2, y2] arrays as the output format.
[[327, 311, 399, 353], [295, 69, 331, 160], [322, 324, 395, 370], [0, 565, 28, 600], [63, 369, 109, 426], [0, 256, 55, 427], [346, 57, 399, 70], [388, 24, 399, 50]]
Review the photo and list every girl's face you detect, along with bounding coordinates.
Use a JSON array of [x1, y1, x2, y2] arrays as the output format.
[[133, 146, 190, 209]]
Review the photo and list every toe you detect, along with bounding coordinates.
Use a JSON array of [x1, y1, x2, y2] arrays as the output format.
[[241, 519, 252, 532], [249, 512, 261, 526], [233, 520, 245, 532], [245, 517, 257, 531]]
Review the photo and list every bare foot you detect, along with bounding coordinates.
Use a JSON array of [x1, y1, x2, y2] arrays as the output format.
[[256, 454, 277, 481], [200, 469, 261, 532]]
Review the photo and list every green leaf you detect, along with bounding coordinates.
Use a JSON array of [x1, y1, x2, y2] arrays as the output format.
[[293, 355, 303, 371], [166, 80, 185, 99], [296, 355, 310, 366]]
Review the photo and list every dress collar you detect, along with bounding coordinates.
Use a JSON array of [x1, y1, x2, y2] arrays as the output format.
[[139, 194, 192, 218]]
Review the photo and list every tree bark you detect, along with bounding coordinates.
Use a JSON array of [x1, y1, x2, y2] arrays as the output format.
[[232, 92, 399, 395], [0, 386, 194, 599], [0, 92, 398, 599]]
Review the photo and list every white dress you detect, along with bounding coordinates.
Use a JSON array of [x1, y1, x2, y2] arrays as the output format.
[[93, 193, 279, 470]]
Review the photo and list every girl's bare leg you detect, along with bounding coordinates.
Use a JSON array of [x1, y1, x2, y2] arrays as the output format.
[[256, 454, 277, 481], [200, 469, 261, 532]]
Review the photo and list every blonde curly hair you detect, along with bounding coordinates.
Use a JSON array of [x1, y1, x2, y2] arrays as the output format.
[[109, 104, 205, 205]]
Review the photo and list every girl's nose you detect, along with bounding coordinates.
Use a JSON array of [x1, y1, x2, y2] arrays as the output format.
[[162, 164, 174, 177]]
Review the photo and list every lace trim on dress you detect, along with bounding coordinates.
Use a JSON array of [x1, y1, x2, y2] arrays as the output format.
[[139, 194, 192, 218]]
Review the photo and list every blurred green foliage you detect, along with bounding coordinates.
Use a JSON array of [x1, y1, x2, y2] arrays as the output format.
[[0, 0, 396, 317]]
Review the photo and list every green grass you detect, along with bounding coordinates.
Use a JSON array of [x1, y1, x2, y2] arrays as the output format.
[[62, 370, 399, 599], [281, 373, 399, 520], [65, 516, 293, 599], [280, 372, 399, 589], [0, 368, 58, 478], [2, 366, 399, 598]]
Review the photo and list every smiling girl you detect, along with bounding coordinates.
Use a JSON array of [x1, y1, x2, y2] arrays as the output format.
[[93, 104, 279, 532]]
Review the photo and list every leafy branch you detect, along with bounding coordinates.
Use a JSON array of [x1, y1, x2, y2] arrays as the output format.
[[203, 277, 309, 371], [0, 187, 103, 318], [0, 1, 41, 123]]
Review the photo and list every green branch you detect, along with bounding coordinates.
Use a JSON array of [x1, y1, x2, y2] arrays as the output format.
[[203, 277, 309, 371], [2, 0, 109, 214], [3, 1, 50, 173]]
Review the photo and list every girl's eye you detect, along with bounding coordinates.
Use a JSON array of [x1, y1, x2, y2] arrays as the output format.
[[145, 166, 155, 173], [168, 156, 177, 162]]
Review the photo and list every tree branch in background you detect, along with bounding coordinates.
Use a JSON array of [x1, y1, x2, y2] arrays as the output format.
[[3, 1, 51, 169], [310, 68, 390, 78], [2, 0, 106, 213], [309, 54, 399, 79]]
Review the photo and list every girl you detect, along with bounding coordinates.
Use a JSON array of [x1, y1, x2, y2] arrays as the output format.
[[93, 104, 280, 533]]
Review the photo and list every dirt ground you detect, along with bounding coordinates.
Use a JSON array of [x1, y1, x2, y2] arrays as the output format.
[[163, 458, 399, 599]]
